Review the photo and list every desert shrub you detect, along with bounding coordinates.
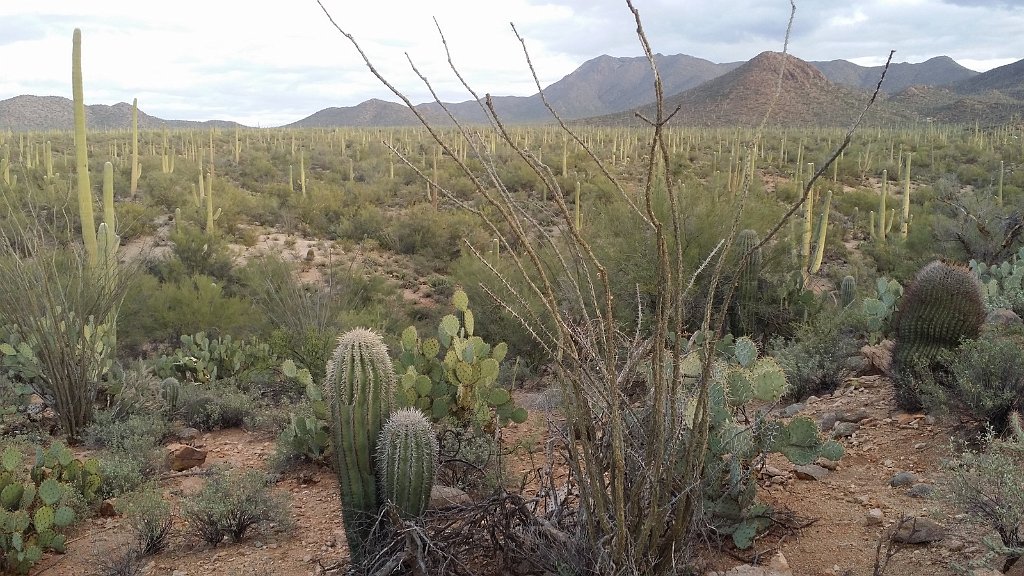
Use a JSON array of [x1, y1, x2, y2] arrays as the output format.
[[85, 413, 168, 454], [942, 425, 1024, 565], [943, 326, 1024, 430], [180, 468, 288, 546], [93, 542, 146, 576], [119, 273, 261, 348], [119, 488, 173, 556], [162, 223, 235, 282], [771, 308, 865, 399], [178, 382, 260, 431], [385, 204, 487, 268]]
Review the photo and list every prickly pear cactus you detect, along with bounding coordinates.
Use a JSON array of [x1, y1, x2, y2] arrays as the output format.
[[376, 408, 438, 519], [1, 446, 77, 574], [396, 290, 527, 430], [679, 334, 841, 550]]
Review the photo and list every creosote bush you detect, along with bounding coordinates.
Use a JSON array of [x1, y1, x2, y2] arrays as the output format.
[[180, 468, 288, 546]]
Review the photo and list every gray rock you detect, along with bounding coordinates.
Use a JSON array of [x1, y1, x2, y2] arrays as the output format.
[[908, 483, 934, 498], [708, 552, 792, 576], [782, 403, 804, 418], [891, 516, 945, 544], [865, 508, 884, 526], [832, 422, 859, 438], [836, 408, 870, 423], [985, 308, 1023, 330], [889, 471, 918, 487], [794, 464, 829, 481], [428, 485, 472, 510], [820, 412, 838, 432]]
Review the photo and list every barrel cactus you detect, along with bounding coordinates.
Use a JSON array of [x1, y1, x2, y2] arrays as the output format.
[[376, 408, 438, 519], [322, 328, 396, 558], [892, 260, 986, 408]]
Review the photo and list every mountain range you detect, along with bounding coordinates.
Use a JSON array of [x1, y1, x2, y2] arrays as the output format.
[[1, 52, 1021, 131]]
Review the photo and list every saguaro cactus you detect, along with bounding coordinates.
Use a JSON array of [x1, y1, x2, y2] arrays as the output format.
[[130, 98, 141, 196], [322, 328, 397, 558], [808, 190, 832, 275], [73, 29, 97, 266], [840, 275, 857, 308], [376, 408, 438, 519]]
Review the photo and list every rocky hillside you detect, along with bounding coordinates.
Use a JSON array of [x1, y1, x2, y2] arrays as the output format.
[[0, 95, 243, 132], [619, 52, 907, 127], [811, 56, 978, 92]]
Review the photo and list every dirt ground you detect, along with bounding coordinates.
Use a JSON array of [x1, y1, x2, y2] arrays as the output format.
[[26, 370, 1007, 576]]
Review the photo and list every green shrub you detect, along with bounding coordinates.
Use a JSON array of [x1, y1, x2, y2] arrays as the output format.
[[944, 327, 1024, 430], [178, 382, 260, 431], [119, 488, 172, 556], [771, 308, 865, 399], [942, 427, 1024, 562], [180, 468, 288, 546]]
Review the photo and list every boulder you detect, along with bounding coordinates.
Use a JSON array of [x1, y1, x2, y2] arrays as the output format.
[[165, 443, 207, 471]]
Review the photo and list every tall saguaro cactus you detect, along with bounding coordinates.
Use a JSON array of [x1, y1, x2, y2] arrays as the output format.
[[73, 28, 97, 266], [323, 328, 397, 558], [130, 98, 140, 196]]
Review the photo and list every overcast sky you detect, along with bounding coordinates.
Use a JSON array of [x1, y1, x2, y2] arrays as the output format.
[[1, 1, 1022, 127]]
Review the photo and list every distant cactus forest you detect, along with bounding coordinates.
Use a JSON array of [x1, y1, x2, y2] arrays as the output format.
[[1, 22, 1023, 576]]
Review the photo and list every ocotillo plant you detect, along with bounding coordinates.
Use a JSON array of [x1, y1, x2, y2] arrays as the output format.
[[322, 328, 396, 558], [376, 408, 438, 519]]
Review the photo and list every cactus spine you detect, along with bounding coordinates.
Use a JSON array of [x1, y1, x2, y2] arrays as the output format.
[[323, 328, 397, 558], [130, 98, 140, 196], [809, 190, 832, 275], [840, 275, 856, 308], [376, 408, 437, 519], [73, 29, 97, 267]]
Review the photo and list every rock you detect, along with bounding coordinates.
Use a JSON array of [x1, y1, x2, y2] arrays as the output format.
[[943, 538, 965, 552], [794, 464, 829, 481], [889, 471, 918, 487], [1007, 556, 1024, 576], [836, 408, 870, 423], [99, 499, 118, 517], [891, 516, 945, 544], [165, 443, 207, 471], [970, 569, 1004, 576], [815, 458, 839, 471], [26, 394, 46, 416], [174, 427, 202, 442], [985, 308, 1023, 330], [782, 403, 804, 418], [865, 508, 884, 526], [763, 465, 788, 478], [428, 485, 472, 510], [709, 552, 793, 576], [832, 422, 859, 438], [844, 355, 871, 375], [908, 483, 934, 498], [819, 412, 838, 432], [860, 339, 894, 375]]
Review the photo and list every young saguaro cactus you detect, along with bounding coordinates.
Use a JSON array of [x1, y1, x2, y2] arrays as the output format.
[[840, 275, 857, 308], [322, 328, 397, 558], [376, 408, 438, 519]]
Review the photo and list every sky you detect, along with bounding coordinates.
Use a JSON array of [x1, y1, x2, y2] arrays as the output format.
[[1, 1, 1022, 127]]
